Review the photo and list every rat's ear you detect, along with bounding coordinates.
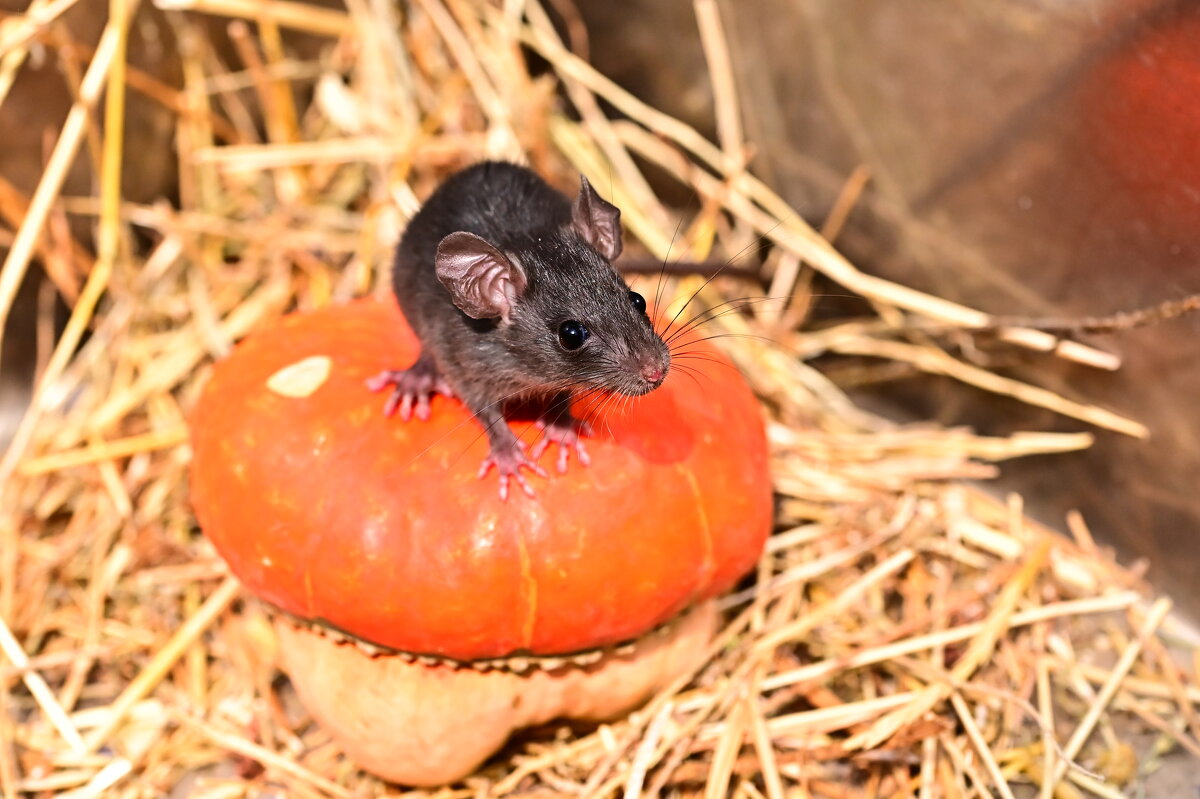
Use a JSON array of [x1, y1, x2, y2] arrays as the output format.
[[571, 175, 623, 261], [435, 232, 528, 323]]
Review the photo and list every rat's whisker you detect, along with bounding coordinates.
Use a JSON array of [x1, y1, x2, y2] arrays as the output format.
[[669, 352, 738, 368], [671, 331, 777, 352], [576, 384, 616, 426], [668, 364, 709, 391], [656, 220, 783, 341], [663, 295, 785, 346], [652, 208, 690, 321], [594, 383, 630, 428], [665, 294, 783, 334]]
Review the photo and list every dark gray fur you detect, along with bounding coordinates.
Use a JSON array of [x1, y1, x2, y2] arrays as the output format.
[[380, 161, 670, 494]]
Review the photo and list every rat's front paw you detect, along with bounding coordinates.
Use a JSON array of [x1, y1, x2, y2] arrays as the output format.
[[478, 441, 547, 501], [366, 359, 454, 421], [531, 415, 593, 474]]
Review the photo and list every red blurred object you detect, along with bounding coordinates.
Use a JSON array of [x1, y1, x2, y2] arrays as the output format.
[[189, 297, 771, 661], [1082, 12, 1200, 241]]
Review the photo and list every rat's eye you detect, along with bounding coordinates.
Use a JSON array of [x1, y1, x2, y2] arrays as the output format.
[[629, 291, 646, 314], [557, 320, 589, 350]]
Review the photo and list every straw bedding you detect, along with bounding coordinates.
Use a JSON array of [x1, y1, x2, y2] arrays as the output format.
[[1, 1, 1197, 796]]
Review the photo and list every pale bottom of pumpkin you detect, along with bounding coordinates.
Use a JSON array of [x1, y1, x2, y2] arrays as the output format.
[[274, 601, 718, 787]]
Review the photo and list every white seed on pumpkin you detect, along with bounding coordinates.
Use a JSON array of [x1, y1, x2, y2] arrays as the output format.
[[266, 355, 332, 398]]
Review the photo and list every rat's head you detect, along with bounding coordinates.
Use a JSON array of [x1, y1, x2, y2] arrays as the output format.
[[435, 175, 670, 397]]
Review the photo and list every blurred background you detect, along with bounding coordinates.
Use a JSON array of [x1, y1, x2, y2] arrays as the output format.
[[3, 0, 1199, 617]]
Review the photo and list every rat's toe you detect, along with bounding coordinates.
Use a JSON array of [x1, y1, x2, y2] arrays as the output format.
[[382, 388, 403, 418], [414, 394, 432, 421]]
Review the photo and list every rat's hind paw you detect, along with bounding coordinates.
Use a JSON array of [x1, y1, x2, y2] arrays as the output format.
[[531, 415, 593, 475], [366, 359, 454, 421], [478, 441, 547, 501]]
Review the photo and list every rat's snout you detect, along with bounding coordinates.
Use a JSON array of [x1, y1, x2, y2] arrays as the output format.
[[617, 344, 670, 396], [641, 363, 665, 385], [638, 349, 670, 389]]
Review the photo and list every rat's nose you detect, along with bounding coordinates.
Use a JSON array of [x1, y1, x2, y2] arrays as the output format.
[[641, 363, 665, 384]]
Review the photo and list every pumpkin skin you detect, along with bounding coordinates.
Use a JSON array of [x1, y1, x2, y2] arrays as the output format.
[[190, 296, 771, 661]]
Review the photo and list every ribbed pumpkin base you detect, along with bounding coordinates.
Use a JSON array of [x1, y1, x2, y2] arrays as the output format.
[[275, 600, 718, 786]]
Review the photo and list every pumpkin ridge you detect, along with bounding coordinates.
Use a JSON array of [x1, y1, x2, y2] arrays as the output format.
[[304, 568, 315, 617], [516, 526, 537, 649], [680, 465, 715, 588]]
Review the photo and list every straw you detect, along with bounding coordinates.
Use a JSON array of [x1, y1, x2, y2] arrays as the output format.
[[1, 0, 1195, 795]]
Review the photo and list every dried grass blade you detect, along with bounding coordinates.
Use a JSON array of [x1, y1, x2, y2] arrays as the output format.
[[754, 548, 915, 653], [82, 577, 241, 752], [18, 428, 189, 476], [705, 698, 748, 799], [1048, 597, 1172, 790], [0, 0, 141, 362], [154, 0, 353, 37], [844, 540, 1049, 750], [745, 691, 785, 799], [0, 616, 86, 751], [824, 338, 1146, 439], [949, 692, 1017, 799], [623, 701, 673, 799], [176, 713, 351, 799]]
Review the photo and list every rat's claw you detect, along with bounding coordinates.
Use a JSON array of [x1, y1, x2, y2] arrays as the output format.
[[532, 437, 589, 474], [573, 439, 591, 468], [414, 393, 432, 421], [512, 471, 537, 499], [478, 442, 545, 501], [381, 390, 398, 418], [368, 362, 450, 422], [533, 414, 593, 474], [365, 370, 400, 393], [493, 472, 536, 502], [556, 438, 590, 473]]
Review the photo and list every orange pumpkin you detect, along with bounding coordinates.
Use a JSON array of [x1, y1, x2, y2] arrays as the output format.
[[189, 296, 771, 784]]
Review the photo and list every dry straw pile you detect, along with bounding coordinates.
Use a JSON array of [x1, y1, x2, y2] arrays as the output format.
[[2, 0, 1198, 797]]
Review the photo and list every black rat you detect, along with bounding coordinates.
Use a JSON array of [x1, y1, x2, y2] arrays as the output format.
[[368, 161, 671, 500]]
